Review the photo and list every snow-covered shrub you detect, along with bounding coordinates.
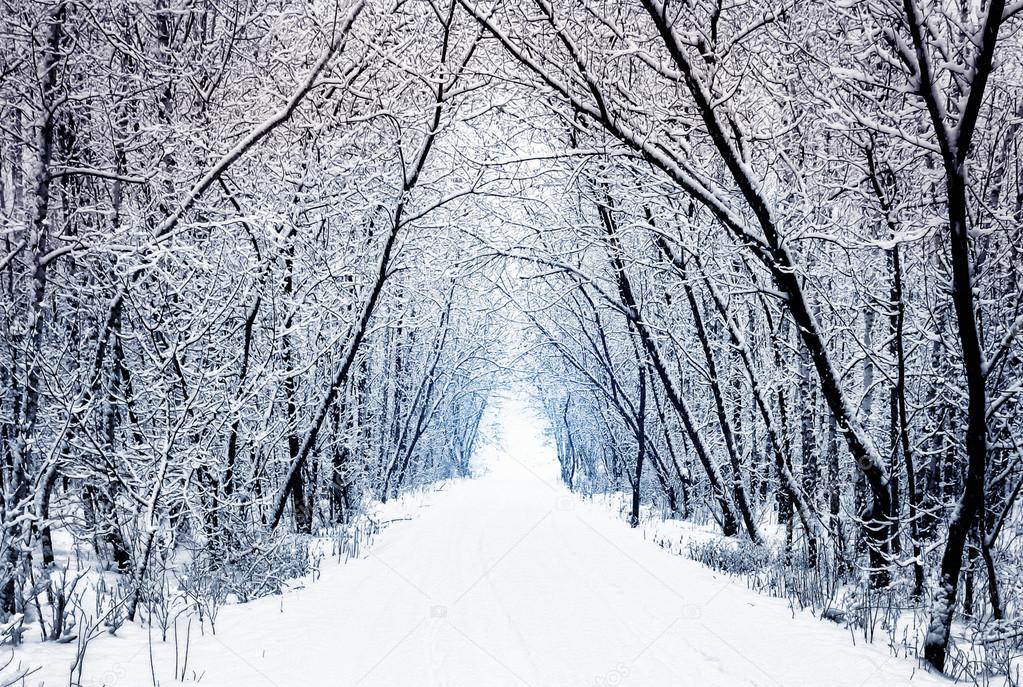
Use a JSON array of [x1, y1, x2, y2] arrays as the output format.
[[177, 554, 228, 635], [139, 557, 186, 642], [944, 618, 1023, 686], [687, 538, 772, 577], [328, 515, 381, 563], [40, 567, 85, 642], [212, 532, 321, 605]]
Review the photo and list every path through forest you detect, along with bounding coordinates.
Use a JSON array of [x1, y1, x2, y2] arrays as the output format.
[[20, 396, 944, 687]]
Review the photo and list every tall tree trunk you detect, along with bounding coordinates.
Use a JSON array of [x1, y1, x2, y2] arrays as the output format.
[[630, 335, 647, 528], [2, 2, 65, 617], [798, 348, 819, 568]]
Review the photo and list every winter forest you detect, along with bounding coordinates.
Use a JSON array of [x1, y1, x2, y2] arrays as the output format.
[[0, 0, 1022, 684]]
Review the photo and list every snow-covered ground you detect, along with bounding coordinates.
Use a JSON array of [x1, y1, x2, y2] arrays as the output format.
[[10, 394, 949, 686]]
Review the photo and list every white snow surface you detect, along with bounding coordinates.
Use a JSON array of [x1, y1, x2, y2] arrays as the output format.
[[13, 393, 949, 686]]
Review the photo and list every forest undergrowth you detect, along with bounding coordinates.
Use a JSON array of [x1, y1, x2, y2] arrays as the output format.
[[594, 494, 1023, 686]]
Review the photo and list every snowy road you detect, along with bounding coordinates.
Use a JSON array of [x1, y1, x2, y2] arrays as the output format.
[[22, 397, 945, 687]]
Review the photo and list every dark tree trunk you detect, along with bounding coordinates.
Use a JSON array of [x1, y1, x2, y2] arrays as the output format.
[[630, 342, 647, 528]]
